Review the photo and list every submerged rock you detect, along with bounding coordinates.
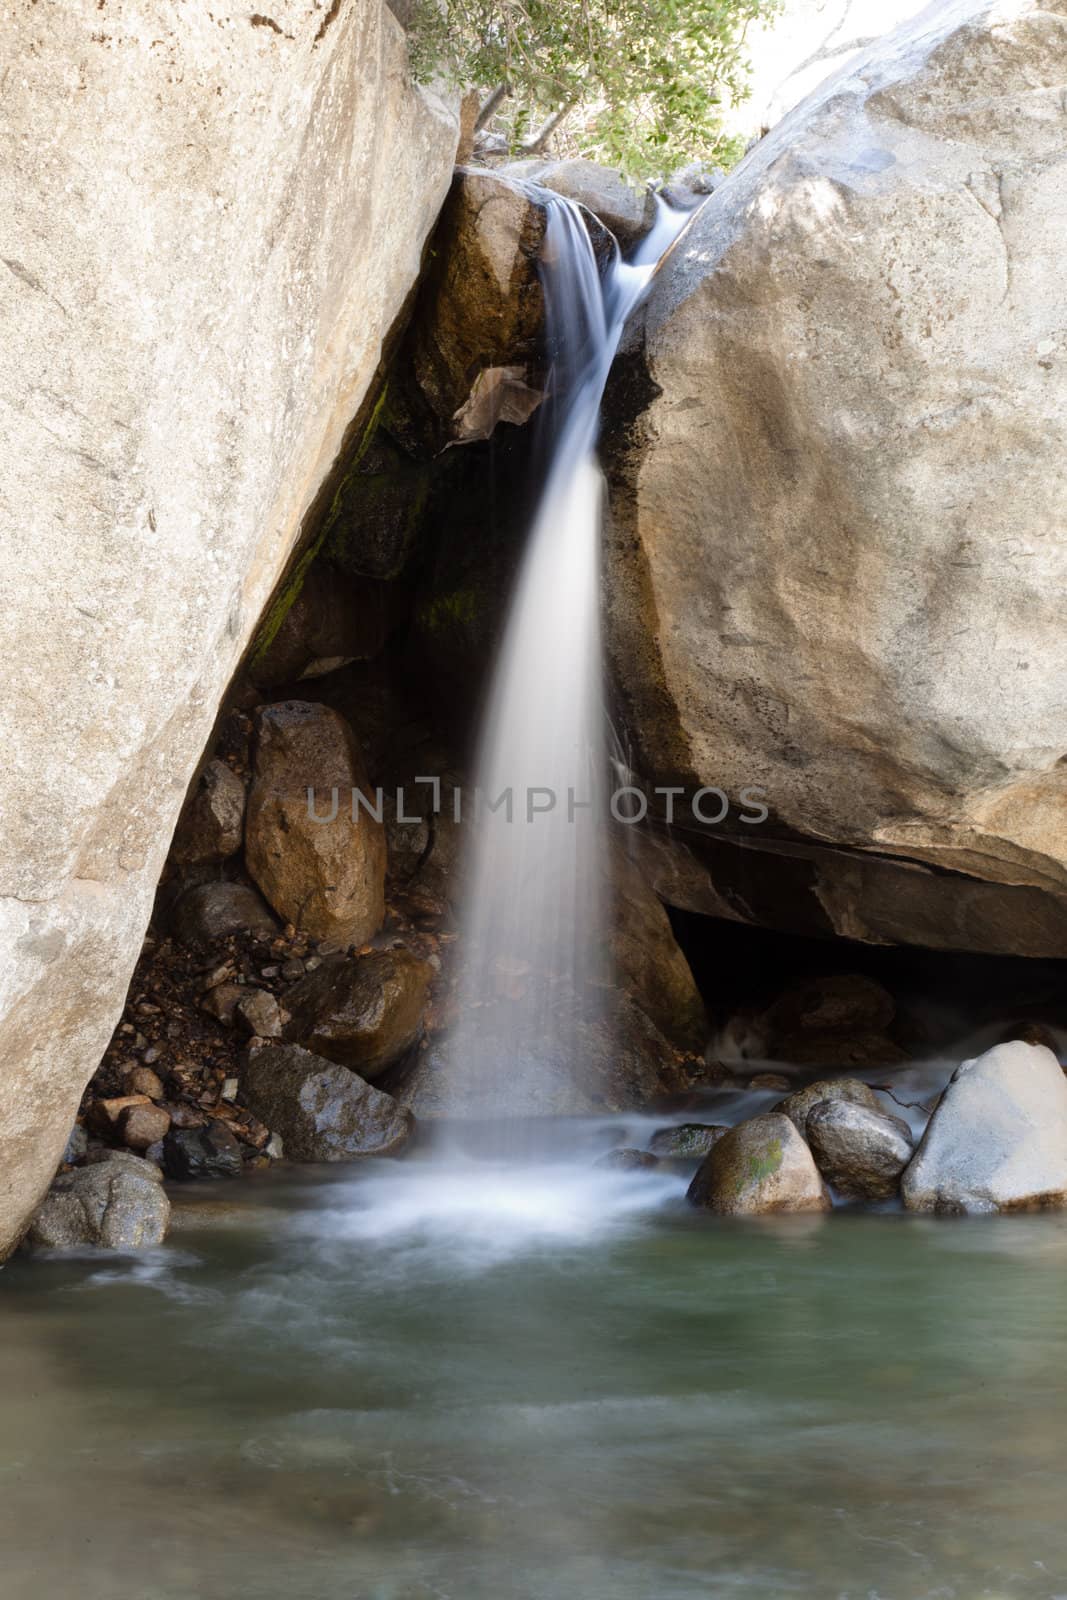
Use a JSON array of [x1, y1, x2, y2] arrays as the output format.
[[902, 1041, 1067, 1214], [170, 760, 246, 868], [806, 1100, 914, 1201], [595, 1148, 660, 1173], [26, 1155, 169, 1251], [687, 1114, 830, 1216], [245, 701, 387, 946], [240, 1042, 413, 1162], [283, 948, 433, 1079], [648, 1124, 726, 1160], [775, 1078, 882, 1135]]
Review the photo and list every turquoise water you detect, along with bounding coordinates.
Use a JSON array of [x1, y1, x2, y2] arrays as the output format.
[[2, 1149, 1067, 1599]]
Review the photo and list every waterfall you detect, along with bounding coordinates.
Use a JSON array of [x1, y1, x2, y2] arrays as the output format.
[[448, 190, 691, 1115]]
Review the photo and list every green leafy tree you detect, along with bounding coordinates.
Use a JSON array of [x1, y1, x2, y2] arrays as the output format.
[[406, 0, 781, 179]]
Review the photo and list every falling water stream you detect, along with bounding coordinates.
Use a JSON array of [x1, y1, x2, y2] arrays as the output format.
[[448, 192, 691, 1112]]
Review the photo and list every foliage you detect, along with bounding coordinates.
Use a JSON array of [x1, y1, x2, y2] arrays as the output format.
[[406, 0, 781, 179]]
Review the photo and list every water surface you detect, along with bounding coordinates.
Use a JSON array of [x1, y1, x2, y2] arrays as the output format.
[[3, 1142, 1067, 1599]]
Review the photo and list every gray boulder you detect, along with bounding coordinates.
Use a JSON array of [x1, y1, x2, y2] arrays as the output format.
[[648, 1124, 726, 1160], [240, 1042, 413, 1161], [26, 1154, 170, 1251], [806, 1099, 914, 1200], [775, 1077, 882, 1134], [902, 1041, 1067, 1214], [605, 0, 1067, 958], [687, 1113, 830, 1216], [171, 882, 277, 948]]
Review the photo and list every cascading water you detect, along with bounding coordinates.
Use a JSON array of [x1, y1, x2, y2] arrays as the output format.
[[446, 191, 692, 1114]]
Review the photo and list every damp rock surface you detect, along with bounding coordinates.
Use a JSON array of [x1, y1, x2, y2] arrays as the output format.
[[687, 1113, 830, 1216], [283, 947, 434, 1079], [240, 1042, 413, 1161], [806, 1099, 914, 1201], [25, 1154, 170, 1251]]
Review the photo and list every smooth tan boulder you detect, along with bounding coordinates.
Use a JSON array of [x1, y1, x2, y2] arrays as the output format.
[[902, 1041, 1067, 1214], [606, 0, 1067, 956], [245, 702, 387, 945], [687, 1114, 831, 1215], [0, 1, 457, 1258]]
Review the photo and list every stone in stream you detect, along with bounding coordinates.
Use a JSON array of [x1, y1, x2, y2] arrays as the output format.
[[25, 1154, 170, 1251], [595, 1148, 660, 1173], [647, 1124, 726, 1160], [163, 1123, 244, 1181], [902, 1041, 1067, 1215], [687, 1114, 830, 1216], [169, 759, 246, 868], [245, 701, 387, 946], [775, 1078, 883, 1135], [171, 882, 278, 949], [282, 948, 433, 1080], [240, 1042, 413, 1162], [805, 1100, 914, 1201]]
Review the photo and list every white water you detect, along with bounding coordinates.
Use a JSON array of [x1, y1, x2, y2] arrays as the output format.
[[448, 193, 692, 1112]]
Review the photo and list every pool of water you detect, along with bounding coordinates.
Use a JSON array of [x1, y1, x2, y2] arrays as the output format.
[[3, 1134, 1067, 1600]]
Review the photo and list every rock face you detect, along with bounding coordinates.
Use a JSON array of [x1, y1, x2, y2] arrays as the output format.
[[390, 168, 548, 452], [170, 761, 247, 868], [245, 702, 387, 945], [687, 1114, 830, 1215], [775, 1077, 883, 1134], [241, 1041, 413, 1161], [902, 1041, 1067, 1214], [806, 1099, 914, 1200], [283, 948, 433, 1078], [606, 0, 1067, 958], [504, 159, 655, 248], [25, 1154, 170, 1251], [0, 1, 458, 1258]]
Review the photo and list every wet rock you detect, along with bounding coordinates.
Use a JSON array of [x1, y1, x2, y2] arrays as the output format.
[[595, 1148, 660, 1172], [240, 1041, 413, 1162], [283, 948, 433, 1079], [748, 1073, 791, 1092], [119, 1102, 172, 1153], [775, 1078, 883, 1135], [163, 1123, 244, 1180], [26, 1155, 169, 1251], [245, 701, 386, 946], [661, 161, 725, 208], [171, 882, 277, 948], [389, 168, 548, 452], [902, 1041, 1067, 1214], [806, 1100, 914, 1201], [687, 1114, 830, 1216], [511, 158, 656, 248], [648, 1123, 726, 1160], [88, 1094, 152, 1135], [234, 988, 286, 1040], [169, 759, 246, 868]]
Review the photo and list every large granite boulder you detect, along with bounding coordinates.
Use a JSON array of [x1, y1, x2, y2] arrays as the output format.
[[605, 0, 1067, 958], [0, 0, 458, 1258], [245, 701, 387, 945], [241, 1041, 413, 1161], [902, 1040, 1067, 1214]]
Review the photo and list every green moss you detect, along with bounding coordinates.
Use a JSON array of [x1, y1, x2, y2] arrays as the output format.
[[417, 587, 479, 635]]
